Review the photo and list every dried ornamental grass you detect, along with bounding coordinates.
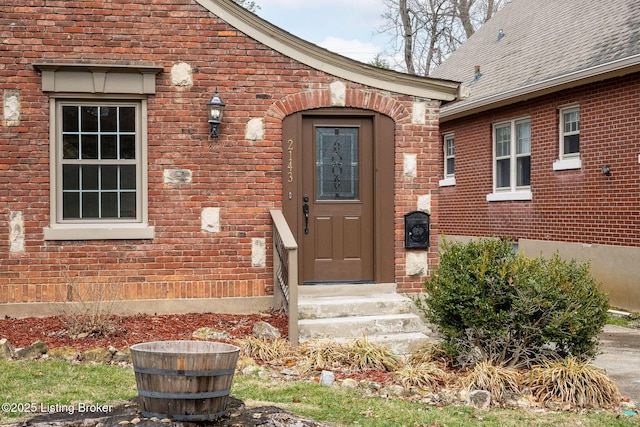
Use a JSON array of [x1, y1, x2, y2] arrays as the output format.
[[395, 362, 449, 391], [297, 339, 346, 371], [297, 337, 401, 372], [524, 357, 621, 409], [237, 336, 295, 365], [463, 360, 521, 404], [409, 342, 453, 367], [344, 337, 402, 372]]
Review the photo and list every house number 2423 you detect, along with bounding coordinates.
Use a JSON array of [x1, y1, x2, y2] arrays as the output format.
[[287, 139, 294, 183]]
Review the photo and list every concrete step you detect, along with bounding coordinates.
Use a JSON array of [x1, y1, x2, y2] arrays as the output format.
[[298, 293, 415, 319], [318, 332, 435, 355], [298, 313, 427, 339], [298, 283, 396, 298], [296, 284, 435, 354]]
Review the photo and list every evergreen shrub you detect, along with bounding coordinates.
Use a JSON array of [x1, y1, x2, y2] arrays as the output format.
[[416, 238, 609, 368]]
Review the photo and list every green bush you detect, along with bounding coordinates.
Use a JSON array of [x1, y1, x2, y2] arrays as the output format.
[[416, 238, 609, 368]]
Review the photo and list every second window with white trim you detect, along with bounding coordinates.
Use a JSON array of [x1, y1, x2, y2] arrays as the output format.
[[493, 118, 531, 193]]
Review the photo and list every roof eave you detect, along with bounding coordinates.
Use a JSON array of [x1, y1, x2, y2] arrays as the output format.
[[440, 54, 640, 122], [195, 0, 460, 101]]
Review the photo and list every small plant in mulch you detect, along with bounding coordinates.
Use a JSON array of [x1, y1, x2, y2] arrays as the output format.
[[524, 356, 621, 409], [56, 277, 124, 338]]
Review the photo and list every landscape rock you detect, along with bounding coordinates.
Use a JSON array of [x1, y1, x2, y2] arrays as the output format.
[[241, 364, 261, 375], [237, 356, 259, 371], [383, 384, 408, 397], [252, 321, 281, 339], [319, 370, 335, 385], [113, 348, 132, 363], [192, 327, 231, 341], [544, 400, 565, 411], [440, 390, 460, 405], [361, 380, 382, 392], [280, 368, 300, 377], [503, 391, 533, 409], [0, 338, 16, 359], [81, 347, 113, 363], [468, 389, 491, 409], [48, 346, 80, 361], [16, 340, 48, 360]]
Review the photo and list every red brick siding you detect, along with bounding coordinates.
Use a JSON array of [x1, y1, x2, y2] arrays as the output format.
[[0, 0, 439, 304], [439, 72, 640, 246]]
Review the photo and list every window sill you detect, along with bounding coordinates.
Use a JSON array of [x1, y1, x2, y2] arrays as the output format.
[[486, 191, 532, 202], [439, 177, 456, 187], [44, 224, 155, 241], [553, 158, 582, 171]]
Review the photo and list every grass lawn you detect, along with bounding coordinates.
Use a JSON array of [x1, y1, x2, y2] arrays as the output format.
[[607, 310, 640, 329], [0, 359, 136, 422], [0, 359, 637, 426]]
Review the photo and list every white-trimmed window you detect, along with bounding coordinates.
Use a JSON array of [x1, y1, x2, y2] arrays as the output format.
[[554, 105, 581, 170], [487, 118, 531, 201], [35, 63, 160, 240], [439, 133, 456, 186]]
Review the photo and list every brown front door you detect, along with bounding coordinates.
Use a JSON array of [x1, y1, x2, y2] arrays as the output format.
[[282, 109, 395, 286], [300, 116, 374, 283]]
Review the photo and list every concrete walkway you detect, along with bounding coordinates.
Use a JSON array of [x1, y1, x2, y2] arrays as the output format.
[[594, 325, 640, 405]]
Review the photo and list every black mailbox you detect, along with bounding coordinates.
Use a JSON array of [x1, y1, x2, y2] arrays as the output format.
[[404, 211, 430, 248]]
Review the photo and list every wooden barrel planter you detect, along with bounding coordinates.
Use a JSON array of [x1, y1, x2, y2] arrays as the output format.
[[130, 341, 240, 421]]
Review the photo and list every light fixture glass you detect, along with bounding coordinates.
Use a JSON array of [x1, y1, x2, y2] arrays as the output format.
[[206, 92, 226, 138]]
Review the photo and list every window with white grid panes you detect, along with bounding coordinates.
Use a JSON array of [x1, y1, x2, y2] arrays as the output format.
[[560, 106, 580, 158], [444, 134, 455, 177], [59, 103, 141, 221], [493, 118, 531, 193]]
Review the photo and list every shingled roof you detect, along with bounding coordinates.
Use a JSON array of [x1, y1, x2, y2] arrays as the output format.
[[431, 0, 640, 121]]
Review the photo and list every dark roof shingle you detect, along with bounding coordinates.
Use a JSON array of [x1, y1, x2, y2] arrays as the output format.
[[431, 0, 640, 118]]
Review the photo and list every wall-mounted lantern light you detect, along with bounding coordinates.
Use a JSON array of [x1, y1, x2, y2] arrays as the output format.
[[206, 92, 226, 139], [601, 165, 612, 176]]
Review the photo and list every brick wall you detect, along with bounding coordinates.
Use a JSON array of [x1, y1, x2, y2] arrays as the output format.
[[439, 72, 640, 246], [0, 0, 440, 307]]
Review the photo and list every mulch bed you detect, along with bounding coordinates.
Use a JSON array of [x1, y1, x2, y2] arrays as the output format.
[[0, 312, 288, 351], [0, 310, 398, 387]]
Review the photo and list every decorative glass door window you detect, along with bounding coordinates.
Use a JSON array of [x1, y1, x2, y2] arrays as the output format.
[[316, 127, 359, 200]]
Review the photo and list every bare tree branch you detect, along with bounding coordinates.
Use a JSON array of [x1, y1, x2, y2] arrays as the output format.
[[378, 0, 507, 75], [399, 0, 416, 74]]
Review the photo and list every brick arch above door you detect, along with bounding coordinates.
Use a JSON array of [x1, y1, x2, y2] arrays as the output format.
[[264, 84, 412, 125]]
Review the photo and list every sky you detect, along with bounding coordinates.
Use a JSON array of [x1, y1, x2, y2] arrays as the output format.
[[254, 0, 390, 65]]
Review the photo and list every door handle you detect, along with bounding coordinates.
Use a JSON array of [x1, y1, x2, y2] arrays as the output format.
[[302, 195, 309, 235]]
